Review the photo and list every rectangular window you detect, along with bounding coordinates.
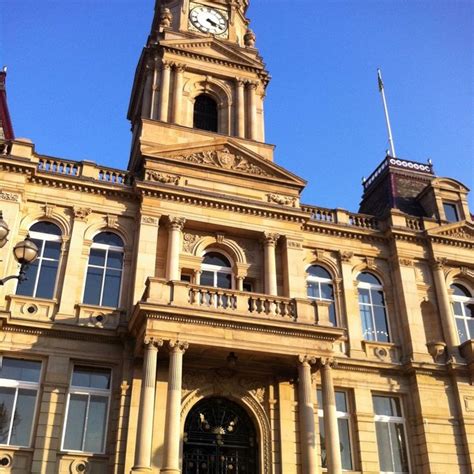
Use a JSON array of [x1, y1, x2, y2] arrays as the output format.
[[317, 389, 353, 470], [62, 366, 111, 453], [373, 395, 409, 473], [443, 202, 459, 222], [0, 357, 42, 447]]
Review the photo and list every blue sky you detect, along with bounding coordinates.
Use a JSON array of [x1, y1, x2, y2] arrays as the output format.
[[1, 0, 473, 211]]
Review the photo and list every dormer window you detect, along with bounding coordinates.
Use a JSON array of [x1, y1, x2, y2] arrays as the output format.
[[193, 94, 218, 132], [443, 202, 459, 222]]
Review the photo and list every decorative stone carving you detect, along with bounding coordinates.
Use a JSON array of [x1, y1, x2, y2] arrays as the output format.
[[460, 266, 474, 278], [143, 336, 164, 350], [215, 232, 225, 243], [267, 193, 297, 207], [106, 214, 118, 228], [239, 377, 266, 403], [182, 233, 198, 253], [464, 396, 474, 412], [314, 248, 325, 260], [262, 232, 280, 246], [160, 7, 172, 27], [146, 170, 180, 185], [426, 341, 446, 363], [168, 216, 186, 231], [298, 354, 317, 367], [431, 257, 448, 270], [438, 227, 474, 241], [173, 147, 270, 177], [141, 215, 159, 226], [244, 28, 256, 47], [0, 191, 18, 201], [317, 356, 338, 369], [73, 207, 92, 222], [339, 250, 353, 263], [365, 256, 376, 270], [398, 257, 414, 267], [169, 340, 189, 353], [42, 204, 55, 218], [286, 239, 302, 249]]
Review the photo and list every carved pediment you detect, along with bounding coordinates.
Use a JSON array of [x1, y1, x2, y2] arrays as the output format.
[[429, 221, 474, 242], [142, 140, 306, 186], [161, 38, 264, 69]]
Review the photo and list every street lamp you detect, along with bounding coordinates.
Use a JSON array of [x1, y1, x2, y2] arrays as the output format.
[[0, 213, 39, 285]]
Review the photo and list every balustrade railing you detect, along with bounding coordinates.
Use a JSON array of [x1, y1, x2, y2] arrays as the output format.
[[248, 294, 296, 320], [97, 168, 133, 185], [301, 205, 335, 223], [38, 158, 80, 176], [405, 216, 424, 231], [189, 286, 237, 310], [348, 213, 378, 229]]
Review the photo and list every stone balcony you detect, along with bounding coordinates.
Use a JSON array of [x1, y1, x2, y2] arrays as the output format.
[[129, 278, 345, 357]]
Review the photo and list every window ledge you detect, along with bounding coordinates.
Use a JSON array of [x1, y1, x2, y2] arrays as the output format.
[[74, 303, 124, 330], [6, 294, 58, 322], [460, 339, 474, 363], [362, 340, 401, 364]]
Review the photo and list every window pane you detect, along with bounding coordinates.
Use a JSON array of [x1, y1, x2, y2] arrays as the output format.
[[0, 387, 15, 444], [451, 284, 471, 297], [391, 422, 409, 472], [335, 391, 347, 412], [316, 389, 323, 407], [374, 306, 390, 342], [318, 417, 327, 468], [358, 272, 381, 285], [320, 283, 333, 300], [88, 248, 106, 267], [466, 303, 474, 318], [358, 288, 370, 304], [202, 252, 231, 267], [200, 271, 214, 287], [9, 389, 36, 447], [35, 260, 58, 299], [467, 319, 474, 340], [360, 305, 374, 340], [329, 302, 337, 326], [102, 269, 121, 307], [107, 251, 123, 269], [93, 232, 123, 247], [0, 359, 41, 383], [452, 302, 463, 316], [43, 241, 61, 260], [216, 272, 232, 289], [307, 282, 319, 299], [72, 367, 110, 390], [83, 267, 103, 305], [443, 203, 459, 222], [371, 289, 385, 306], [63, 394, 88, 451], [338, 418, 353, 470], [16, 261, 39, 297], [84, 396, 108, 452], [30, 221, 61, 235], [456, 319, 468, 343], [375, 421, 393, 471], [307, 265, 331, 279], [373, 396, 392, 416]]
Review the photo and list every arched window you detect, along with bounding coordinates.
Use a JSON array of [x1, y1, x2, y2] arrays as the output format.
[[451, 283, 474, 343], [83, 232, 124, 308], [357, 272, 390, 342], [193, 94, 218, 132], [307, 265, 337, 325], [16, 221, 62, 299], [200, 251, 232, 289]]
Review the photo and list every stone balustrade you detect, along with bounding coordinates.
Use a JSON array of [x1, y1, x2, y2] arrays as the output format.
[[38, 157, 80, 176]]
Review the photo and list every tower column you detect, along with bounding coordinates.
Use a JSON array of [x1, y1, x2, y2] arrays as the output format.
[[166, 216, 185, 281], [297, 355, 318, 473], [262, 232, 279, 295], [131, 338, 163, 473], [247, 81, 258, 140], [150, 56, 160, 120], [236, 78, 245, 138], [141, 59, 154, 119], [161, 341, 189, 474], [159, 61, 172, 122], [172, 63, 186, 125], [320, 358, 342, 474], [431, 258, 459, 359]]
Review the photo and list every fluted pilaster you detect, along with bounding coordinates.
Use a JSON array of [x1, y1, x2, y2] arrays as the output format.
[[166, 216, 185, 281], [262, 232, 280, 295]]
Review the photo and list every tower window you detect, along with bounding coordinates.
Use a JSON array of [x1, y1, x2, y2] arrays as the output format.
[[193, 94, 218, 132], [443, 202, 459, 222]]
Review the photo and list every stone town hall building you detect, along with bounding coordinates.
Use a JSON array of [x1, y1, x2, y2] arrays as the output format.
[[0, 1, 473, 473]]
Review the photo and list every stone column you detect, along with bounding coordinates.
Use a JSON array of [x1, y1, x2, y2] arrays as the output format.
[[161, 341, 189, 474], [262, 232, 280, 295], [320, 358, 342, 474], [236, 276, 244, 291], [431, 258, 459, 359], [150, 56, 160, 120], [297, 355, 318, 474], [247, 81, 258, 140], [159, 61, 172, 122], [172, 64, 186, 125], [131, 337, 163, 473], [166, 216, 185, 281], [141, 59, 154, 119], [236, 78, 245, 138]]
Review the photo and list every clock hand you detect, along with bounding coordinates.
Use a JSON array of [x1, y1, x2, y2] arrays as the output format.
[[206, 18, 217, 27]]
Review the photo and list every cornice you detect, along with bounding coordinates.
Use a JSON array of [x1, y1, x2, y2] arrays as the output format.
[[303, 221, 386, 243], [428, 234, 474, 249]]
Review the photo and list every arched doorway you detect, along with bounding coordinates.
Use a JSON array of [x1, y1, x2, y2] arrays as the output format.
[[183, 397, 258, 473]]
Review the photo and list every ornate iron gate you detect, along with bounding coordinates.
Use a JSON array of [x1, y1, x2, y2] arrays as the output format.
[[183, 397, 258, 474]]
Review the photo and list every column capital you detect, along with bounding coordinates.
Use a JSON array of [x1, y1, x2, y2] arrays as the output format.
[[431, 257, 448, 271], [174, 63, 186, 73], [297, 354, 317, 367], [167, 216, 186, 231], [262, 231, 280, 246], [236, 77, 246, 87], [317, 356, 338, 369], [246, 80, 258, 90], [143, 336, 164, 350], [162, 60, 172, 70], [169, 340, 189, 353]]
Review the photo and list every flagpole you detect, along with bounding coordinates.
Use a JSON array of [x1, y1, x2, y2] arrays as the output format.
[[377, 68, 396, 158]]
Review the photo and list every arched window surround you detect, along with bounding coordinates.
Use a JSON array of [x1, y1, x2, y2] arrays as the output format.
[[82, 231, 124, 308], [193, 94, 218, 132], [450, 282, 474, 344], [357, 271, 391, 343], [16, 221, 62, 300], [306, 263, 338, 326]]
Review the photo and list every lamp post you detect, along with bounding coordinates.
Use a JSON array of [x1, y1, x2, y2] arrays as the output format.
[[0, 212, 39, 285]]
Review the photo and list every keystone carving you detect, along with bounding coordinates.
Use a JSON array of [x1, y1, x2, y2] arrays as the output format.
[[42, 204, 55, 218], [146, 170, 180, 185], [73, 207, 92, 222], [339, 250, 353, 262], [160, 7, 172, 28], [267, 193, 297, 207]]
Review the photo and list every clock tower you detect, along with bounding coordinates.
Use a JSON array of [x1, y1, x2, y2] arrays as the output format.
[[127, 0, 273, 173]]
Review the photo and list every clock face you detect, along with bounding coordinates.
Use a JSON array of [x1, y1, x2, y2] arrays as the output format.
[[189, 5, 228, 35]]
